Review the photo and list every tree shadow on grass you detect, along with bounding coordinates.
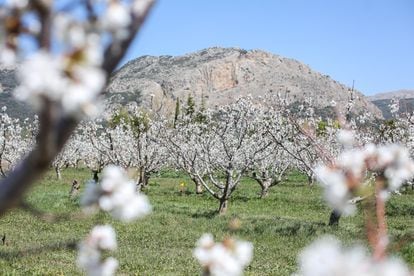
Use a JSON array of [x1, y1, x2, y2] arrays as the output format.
[[0, 239, 77, 261], [191, 210, 218, 219], [231, 195, 253, 202], [240, 216, 327, 237]]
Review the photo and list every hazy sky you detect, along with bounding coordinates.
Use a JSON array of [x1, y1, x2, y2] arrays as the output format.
[[120, 0, 414, 96]]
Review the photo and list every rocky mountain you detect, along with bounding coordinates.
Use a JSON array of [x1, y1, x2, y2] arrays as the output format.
[[107, 47, 382, 118], [368, 89, 414, 101], [0, 65, 33, 119], [368, 90, 414, 119], [0, 47, 382, 119]]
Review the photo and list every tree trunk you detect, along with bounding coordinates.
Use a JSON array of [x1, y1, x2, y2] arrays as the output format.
[[69, 180, 80, 199], [138, 166, 144, 186], [55, 167, 61, 180], [136, 169, 149, 191], [218, 198, 228, 214], [143, 173, 150, 187], [0, 163, 6, 177], [307, 175, 314, 186], [195, 182, 203, 194], [328, 209, 342, 226], [260, 186, 269, 198], [259, 179, 272, 198], [192, 177, 203, 194], [93, 170, 99, 183]]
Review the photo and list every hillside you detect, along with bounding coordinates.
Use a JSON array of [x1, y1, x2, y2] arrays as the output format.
[[368, 90, 414, 119], [0, 47, 383, 119], [0, 65, 33, 119], [107, 47, 382, 118]]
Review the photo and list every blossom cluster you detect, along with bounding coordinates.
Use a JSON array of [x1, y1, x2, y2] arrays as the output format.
[[81, 165, 152, 222], [315, 130, 414, 215], [297, 236, 411, 276], [193, 233, 253, 276], [77, 225, 119, 276], [15, 50, 105, 115], [1, 0, 153, 116]]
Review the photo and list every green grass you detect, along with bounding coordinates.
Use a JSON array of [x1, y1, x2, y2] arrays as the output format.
[[0, 169, 413, 275]]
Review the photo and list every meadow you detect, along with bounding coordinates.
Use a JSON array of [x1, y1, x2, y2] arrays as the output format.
[[0, 168, 413, 275]]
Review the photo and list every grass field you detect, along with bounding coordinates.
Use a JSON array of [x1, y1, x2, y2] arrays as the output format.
[[0, 168, 413, 275]]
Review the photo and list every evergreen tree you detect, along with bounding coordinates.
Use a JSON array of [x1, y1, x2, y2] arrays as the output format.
[[184, 94, 196, 117], [173, 97, 180, 128]]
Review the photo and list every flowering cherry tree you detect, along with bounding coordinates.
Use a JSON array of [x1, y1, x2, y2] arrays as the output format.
[[126, 112, 168, 190], [79, 119, 111, 181], [193, 98, 272, 214], [250, 143, 290, 198], [0, 108, 36, 176], [82, 118, 134, 170], [299, 130, 414, 275], [161, 114, 208, 194], [52, 129, 83, 179]]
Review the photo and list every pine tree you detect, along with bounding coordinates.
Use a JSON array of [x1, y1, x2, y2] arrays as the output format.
[[173, 97, 180, 128], [184, 94, 196, 117]]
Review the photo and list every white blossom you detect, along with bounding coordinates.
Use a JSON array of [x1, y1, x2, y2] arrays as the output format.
[[54, 15, 86, 48], [0, 48, 16, 66], [77, 225, 119, 276], [193, 233, 253, 276], [81, 165, 152, 222], [315, 143, 414, 214], [62, 66, 105, 116], [377, 145, 414, 190], [297, 236, 411, 276], [14, 47, 105, 115], [389, 99, 400, 115], [15, 51, 66, 108], [315, 165, 355, 215], [337, 129, 355, 148], [101, 2, 131, 39]]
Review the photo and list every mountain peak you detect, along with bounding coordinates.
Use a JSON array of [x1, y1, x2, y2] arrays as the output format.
[[107, 47, 382, 118]]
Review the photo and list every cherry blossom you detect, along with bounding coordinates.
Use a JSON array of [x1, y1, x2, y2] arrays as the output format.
[[77, 225, 119, 276], [297, 236, 411, 276], [194, 233, 253, 276], [81, 165, 152, 222]]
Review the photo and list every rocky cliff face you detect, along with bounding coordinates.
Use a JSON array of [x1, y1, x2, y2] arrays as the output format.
[[0, 47, 382, 119], [0, 65, 32, 119], [107, 47, 382, 118]]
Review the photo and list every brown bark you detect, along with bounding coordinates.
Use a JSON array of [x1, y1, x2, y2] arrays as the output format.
[[192, 177, 203, 194], [55, 167, 61, 180], [218, 198, 228, 214], [260, 186, 269, 198], [328, 209, 341, 226]]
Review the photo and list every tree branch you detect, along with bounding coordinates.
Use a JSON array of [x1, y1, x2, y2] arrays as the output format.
[[0, 1, 156, 217]]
